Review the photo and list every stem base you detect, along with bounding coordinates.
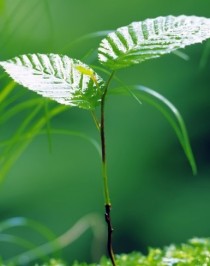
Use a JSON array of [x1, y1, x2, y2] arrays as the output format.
[[105, 204, 116, 266]]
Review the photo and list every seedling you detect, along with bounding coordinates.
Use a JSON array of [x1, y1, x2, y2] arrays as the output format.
[[1, 15, 210, 265]]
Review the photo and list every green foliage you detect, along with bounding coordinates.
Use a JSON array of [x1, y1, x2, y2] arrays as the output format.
[[71, 238, 210, 265], [1, 14, 210, 266], [0, 16, 205, 177], [0, 54, 105, 110], [98, 15, 210, 69], [2, 238, 210, 265], [0, 216, 61, 264], [110, 85, 197, 174], [2, 214, 105, 265], [0, 92, 68, 183], [34, 259, 67, 266]]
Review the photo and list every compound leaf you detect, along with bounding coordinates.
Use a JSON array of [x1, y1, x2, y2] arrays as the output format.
[[98, 15, 210, 69], [0, 54, 105, 110]]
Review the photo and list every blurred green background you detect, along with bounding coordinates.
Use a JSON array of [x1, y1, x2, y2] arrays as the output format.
[[0, 0, 210, 264]]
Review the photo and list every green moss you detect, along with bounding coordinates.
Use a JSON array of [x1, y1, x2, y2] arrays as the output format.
[[34, 260, 67, 266], [73, 238, 210, 265], [3, 238, 210, 266]]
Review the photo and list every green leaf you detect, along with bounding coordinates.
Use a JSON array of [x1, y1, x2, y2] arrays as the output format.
[[98, 15, 210, 69], [110, 85, 197, 175], [0, 54, 105, 110]]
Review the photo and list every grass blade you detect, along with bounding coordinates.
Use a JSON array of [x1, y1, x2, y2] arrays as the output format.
[[0, 0, 41, 50], [42, 128, 101, 156], [0, 233, 36, 250], [44, 100, 52, 152], [7, 214, 105, 265], [110, 85, 197, 175], [42, 0, 54, 46], [0, 105, 69, 183], [0, 98, 43, 124], [61, 30, 112, 53], [0, 81, 16, 102], [0, 217, 57, 241], [0, 217, 60, 259], [172, 50, 190, 61], [2, 103, 43, 155]]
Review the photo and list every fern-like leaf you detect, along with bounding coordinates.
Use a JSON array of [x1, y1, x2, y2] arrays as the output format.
[[0, 54, 105, 110], [98, 15, 210, 69]]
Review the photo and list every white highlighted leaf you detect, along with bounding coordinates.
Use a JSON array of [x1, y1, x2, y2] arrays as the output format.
[[0, 54, 105, 109], [98, 15, 210, 69]]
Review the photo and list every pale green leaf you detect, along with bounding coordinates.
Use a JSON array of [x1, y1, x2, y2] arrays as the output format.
[[98, 15, 210, 69], [110, 85, 197, 175], [0, 54, 105, 110]]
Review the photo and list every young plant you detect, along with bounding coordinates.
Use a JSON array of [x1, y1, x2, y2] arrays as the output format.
[[1, 15, 210, 265]]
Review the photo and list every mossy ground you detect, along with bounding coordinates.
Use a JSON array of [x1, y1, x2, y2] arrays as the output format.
[[17, 238, 210, 266]]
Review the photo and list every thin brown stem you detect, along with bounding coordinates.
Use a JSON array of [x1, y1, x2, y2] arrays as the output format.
[[105, 204, 116, 266]]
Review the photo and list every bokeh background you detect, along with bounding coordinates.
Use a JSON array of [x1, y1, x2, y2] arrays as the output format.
[[0, 0, 210, 264]]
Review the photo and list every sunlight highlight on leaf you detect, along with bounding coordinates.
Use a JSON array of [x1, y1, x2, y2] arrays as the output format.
[[0, 54, 105, 110], [98, 15, 210, 69]]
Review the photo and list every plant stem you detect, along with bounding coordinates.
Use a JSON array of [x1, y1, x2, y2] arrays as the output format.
[[100, 71, 115, 204], [105, 204, 116, 266], [100, 71, 116, 266]]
